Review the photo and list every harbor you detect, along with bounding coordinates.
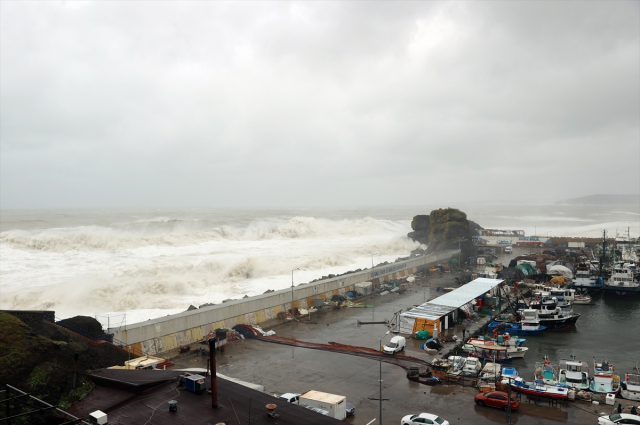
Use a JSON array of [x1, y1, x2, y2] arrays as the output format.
[[2, 211, 640, 424]]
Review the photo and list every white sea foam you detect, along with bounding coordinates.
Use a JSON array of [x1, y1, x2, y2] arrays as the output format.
[[0, 215, 420, 319], [2, 206, 638, 322]]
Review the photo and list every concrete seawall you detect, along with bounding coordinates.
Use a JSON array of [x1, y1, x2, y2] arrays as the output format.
[[111, 249, 459, 358]]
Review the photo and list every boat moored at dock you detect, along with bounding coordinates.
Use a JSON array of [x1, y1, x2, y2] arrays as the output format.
[[510, 377, 570, 400], [621, 365, 640, 401], [590, 359, 621, 395], [558, 358, 591, 391]]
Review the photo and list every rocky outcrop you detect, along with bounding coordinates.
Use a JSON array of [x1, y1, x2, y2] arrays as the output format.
[[408, 208, 481, 262], [407, 215, 430, 245]]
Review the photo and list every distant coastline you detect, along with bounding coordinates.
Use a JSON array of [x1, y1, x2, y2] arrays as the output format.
[[556, 194, 640, 206]]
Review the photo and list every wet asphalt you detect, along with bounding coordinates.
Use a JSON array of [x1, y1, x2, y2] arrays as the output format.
[[170, 250, 624, 425]]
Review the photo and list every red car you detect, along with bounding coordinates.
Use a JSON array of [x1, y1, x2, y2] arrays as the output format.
[[474, 391, 520, 411]]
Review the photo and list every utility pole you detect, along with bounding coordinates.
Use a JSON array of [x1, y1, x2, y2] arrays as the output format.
[[379, 331, 390, 425], [372, 253, 379, 320], [507, 376, 513, 425], [291, 268, 300, 322]]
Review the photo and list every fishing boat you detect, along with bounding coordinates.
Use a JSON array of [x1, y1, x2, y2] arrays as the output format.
[[501, 367, 519, 380], [518, 297, 580, 329], [569, 263, 604, 294], [479, 361, 502, 382], [510, 377, 569, 400], [446, 356, 466, 381], [621, 365, 640, 401], [534, 357, 558, 385], [572, 292, 593, 305], [488, 310, 546, 336], [604, 263, 640, 300], [462, 336, 528, 359], [469, 344, 513, 363], [462, 356, 482, 376], [558, 357, 590, 390], [590, 359, 621, 395]]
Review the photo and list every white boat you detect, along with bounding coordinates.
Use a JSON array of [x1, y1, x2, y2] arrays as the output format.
[[604, 263, 640, 300], [462, 337, 528, 359], [558, 357, 590, 390], [590, 359, 621, 395], [446, 356, 466, 379], [616, 234, 639, 263], [479, 361, 502, 382], [462, 356, 482, 376], [621, 365, 640, 401], [572, 293, 593, 305]]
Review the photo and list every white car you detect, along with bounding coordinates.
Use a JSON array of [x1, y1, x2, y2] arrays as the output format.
[[401, 413, 449, 425], [278, 393, 300, 404], [598, 413, 640, 425]]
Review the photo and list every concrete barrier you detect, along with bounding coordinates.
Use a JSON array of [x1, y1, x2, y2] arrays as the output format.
[[111, 250, 459, 357]]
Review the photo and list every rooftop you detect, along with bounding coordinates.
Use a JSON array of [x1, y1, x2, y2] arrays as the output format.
[[69, 369, 342, 424]]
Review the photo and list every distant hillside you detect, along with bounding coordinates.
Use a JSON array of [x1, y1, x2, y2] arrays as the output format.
[[556, 194, 640, 205]]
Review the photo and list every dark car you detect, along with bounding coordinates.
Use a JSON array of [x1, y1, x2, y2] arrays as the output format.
[[474, 391, 519, 411], [346, 401, 355, 416]]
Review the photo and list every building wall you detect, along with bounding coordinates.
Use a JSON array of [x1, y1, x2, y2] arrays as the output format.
[[112, 250, 458, 357]]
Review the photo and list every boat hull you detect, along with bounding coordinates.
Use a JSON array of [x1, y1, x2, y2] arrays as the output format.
[[510, 382, 569, 400], [604, 286, 640, 300], [621, 389, 640, 401], [539, 315, 579, 329]]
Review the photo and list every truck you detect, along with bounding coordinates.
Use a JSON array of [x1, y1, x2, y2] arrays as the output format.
[[568, 242, 586, 248], [299, 390, 347, 420]]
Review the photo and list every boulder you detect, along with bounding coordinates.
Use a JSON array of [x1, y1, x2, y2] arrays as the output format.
[[56, 315, 104, 336]]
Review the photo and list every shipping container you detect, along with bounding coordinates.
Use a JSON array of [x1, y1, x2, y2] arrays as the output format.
[[299, 390, 347, 420]]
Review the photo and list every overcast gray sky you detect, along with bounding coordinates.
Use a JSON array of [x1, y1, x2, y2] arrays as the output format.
[[1, 1, 639, 209]]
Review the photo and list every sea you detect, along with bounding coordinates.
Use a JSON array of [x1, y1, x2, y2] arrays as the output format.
[[1, 204, 638, 329]]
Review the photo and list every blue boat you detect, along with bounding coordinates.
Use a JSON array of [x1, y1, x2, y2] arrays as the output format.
[[502, 367, 519, 379], [488, 309, 547, 336], [488, 321, 547, 336]]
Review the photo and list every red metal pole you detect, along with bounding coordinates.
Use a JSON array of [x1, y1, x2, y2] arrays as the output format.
[[208, 337, 218, 408]]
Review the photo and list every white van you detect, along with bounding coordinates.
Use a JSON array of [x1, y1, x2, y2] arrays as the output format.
[[383, 336, 406, 354], [504, 246, 513, 254]]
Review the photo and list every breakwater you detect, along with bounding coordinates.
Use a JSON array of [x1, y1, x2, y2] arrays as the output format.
[[111, 249, 459, 358]]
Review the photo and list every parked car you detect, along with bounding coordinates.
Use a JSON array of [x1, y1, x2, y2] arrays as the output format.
[[504, 246, 513, 254], [278, 393, 300, 404], [383, 336, 406, 354], [346, 401, 355, 416], [598, 413, 640, 425], [401, 413, 449, 425], [474, 391, 519, 411]]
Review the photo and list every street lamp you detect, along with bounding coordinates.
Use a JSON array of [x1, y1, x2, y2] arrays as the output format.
[[291, 268, 300, 321], [379, 330, 390, 425], [372, 253, 379, 320]]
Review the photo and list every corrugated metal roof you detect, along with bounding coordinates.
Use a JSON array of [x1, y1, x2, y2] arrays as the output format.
[[427, 278, 503, 309], [401, 278, 503, 321]]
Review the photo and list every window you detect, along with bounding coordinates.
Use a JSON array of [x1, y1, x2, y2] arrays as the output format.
[[387, 343, 398, 348], [434, 417, 445, 424]]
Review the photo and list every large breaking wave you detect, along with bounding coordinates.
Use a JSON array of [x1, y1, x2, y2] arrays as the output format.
[[0, 215, 421, 319]]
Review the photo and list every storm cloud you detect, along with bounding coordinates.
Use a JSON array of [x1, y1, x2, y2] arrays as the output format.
[[1, 1, 638, 208]]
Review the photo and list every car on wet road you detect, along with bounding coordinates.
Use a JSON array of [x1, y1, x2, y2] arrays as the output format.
[[598, 413, 640, 425], [401, 413, 449, 425], [474, 391, 520, 411]]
